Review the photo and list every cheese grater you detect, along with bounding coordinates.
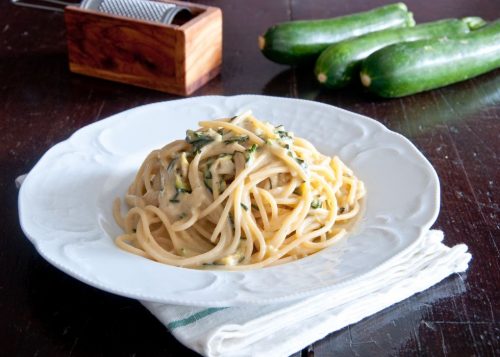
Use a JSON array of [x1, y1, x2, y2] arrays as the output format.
[[12, 0, 222, 95]]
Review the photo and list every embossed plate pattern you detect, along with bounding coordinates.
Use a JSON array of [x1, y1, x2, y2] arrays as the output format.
[[18, 95, 440, 306]]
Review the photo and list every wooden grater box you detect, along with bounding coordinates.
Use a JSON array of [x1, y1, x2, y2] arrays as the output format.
[[64, 1, 222, 96]]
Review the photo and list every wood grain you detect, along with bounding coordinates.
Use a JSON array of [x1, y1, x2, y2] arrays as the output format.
[[0, 0, 499, 356], [64, 1, 222, 95], [182, 7, 222, 94]]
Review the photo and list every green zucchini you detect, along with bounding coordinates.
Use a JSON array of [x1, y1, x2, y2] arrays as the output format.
[[259, 3, 414, 65], [175, 174, 191, 193], [315, 17, 485, 89], [360, 20, 500, 98]]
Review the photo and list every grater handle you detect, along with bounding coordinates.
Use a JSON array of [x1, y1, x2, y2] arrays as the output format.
[[10, 0, 76, 12], [11, 0, 192, 25]]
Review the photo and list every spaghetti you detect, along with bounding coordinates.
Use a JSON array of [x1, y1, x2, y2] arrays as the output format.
[[113, 112, 366, 269]]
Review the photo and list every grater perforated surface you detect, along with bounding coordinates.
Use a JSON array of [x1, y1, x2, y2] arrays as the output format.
[[99, 0, 175, 23]]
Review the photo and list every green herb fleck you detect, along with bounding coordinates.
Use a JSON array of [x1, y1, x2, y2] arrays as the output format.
[[276, 130, 292, 140], [248, 144, 258, 153], [295, 157, 307, 169], [246, 144, 258, 162], [170, 184, 191, 203], [186, 130, 214, 153], [175, 174, 191, 193], [311, 198, 322, 209]]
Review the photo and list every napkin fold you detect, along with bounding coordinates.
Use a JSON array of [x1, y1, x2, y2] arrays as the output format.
[[16, 174, 471, 357], [142, 230, 471, 357]]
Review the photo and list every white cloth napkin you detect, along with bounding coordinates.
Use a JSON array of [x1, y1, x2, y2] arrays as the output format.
[[16, 174, 471, 357], [142, 230, 470, 357]]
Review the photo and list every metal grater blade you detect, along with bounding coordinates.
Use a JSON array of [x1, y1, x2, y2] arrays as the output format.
[[99, 0, 174, 23], [81, 0, 190, 24]]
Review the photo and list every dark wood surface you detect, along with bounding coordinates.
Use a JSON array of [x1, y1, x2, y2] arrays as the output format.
[[1, 0, 499, 356]]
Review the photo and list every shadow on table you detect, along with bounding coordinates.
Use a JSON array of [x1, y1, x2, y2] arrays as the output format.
[[262, 66, 322, 100], [261, 66, 390, 115], [21, 258, 198, 356], [0, 51, 173, 108], [392, 71, 500, 137], [21, 258, 469, 357], [261, 67, 500, 139], [313, 272, 469, 355]]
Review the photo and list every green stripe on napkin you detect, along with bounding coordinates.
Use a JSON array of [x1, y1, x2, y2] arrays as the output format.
[[167, 308, 227, 330]]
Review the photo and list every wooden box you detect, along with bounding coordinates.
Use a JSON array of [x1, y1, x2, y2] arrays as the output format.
[[64, 1, 222, 96]]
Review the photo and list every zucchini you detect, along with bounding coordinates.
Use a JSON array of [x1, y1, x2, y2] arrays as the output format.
[[315, 17, 485, 89], [360, 20, 500, 98], [175, 174, 191, 193], [224, 135, 249, 144], [259, 3, 414, 65], [245, 144, 258, 163], [186, 129, 219, 153], [311, 197, 323, 209]]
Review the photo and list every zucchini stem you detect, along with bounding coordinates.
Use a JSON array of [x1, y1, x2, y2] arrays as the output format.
[[406, 12, 416, 27], [360, 72, 371, 87], [462, 17, 487, 31], [395, 2, 408, 11], [258, 36, 265, 50], [317, 73, 327, 83]]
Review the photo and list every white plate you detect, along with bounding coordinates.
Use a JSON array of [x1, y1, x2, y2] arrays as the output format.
[[18, 95, 439, 306]]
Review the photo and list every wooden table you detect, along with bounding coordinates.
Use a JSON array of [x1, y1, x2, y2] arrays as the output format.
[[1, 0, 499, 356]]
